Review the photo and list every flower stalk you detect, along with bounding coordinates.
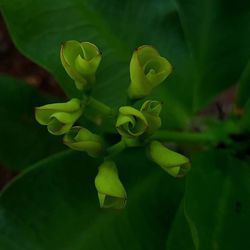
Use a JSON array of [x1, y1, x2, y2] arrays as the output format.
[[151, 130, 217, 144]]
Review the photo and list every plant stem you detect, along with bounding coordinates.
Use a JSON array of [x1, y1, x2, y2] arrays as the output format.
[[150, 130, 218, 144], [107, 139, 127, 158], [86, 96, 114, 116]]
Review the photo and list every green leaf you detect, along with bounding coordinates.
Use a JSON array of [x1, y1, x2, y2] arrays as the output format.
[[239, 100, 250, 132], [166, 201, 194, 250], [173, 0, 250, 109], [1, 0, 250, 128], [0, 148, 184, 249], [236, 60, 250, 108], [0, 76, 64, 170], [184, 150, 250, 250]]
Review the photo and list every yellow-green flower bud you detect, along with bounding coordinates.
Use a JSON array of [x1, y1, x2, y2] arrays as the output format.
[[35, 98, 82, 135], [128, 45, 172, 99], [63, 126, 105, 158], [140, 100, 162, 134], [148, 140, 190, 177], [116, 106, 148, 138], [95, 160, 127, 209], [60, 40, 102, 91]]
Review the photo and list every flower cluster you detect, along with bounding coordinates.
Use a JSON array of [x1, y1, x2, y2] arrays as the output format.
[[35, 41, 190, 209]]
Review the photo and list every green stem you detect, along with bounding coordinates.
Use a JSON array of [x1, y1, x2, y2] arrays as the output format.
[[106, 139, 127, 158], [151, 130, 218, 144], [86, 96, 114, 116]]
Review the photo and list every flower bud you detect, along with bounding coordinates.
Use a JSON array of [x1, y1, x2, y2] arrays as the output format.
[[63, 126, 105, 158], [60, 40, 102, 91], [148, 140, 190, 177], [128, 45, 172, 99], [140, 100, 162, 134], [35, 98, 82, 135], [95, 160, 127, 209], [116, 106, 148, 138]]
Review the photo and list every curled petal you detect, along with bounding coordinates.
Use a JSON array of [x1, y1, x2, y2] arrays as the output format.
[[60, 40, 101, 91], [141, 100, 162, 116], [140, 100, 162, 134], [47, 118, 73, 136], [95, 160, 127, 209], [63, 127, 105, 157], [128, 45, 172, 99], [35, 98, 81, 124], [35, 98, 82, 135], [116, 106, 148, 138], [148, 140, 190, 177], [137, 45, 160, 65]]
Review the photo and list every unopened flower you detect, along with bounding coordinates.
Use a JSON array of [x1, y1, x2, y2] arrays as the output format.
[[128, 45, 172, 99], [63, 126, 105, 157], [95, 160, 127, 209], [35, 98, 82, 135], [148, 140, 190, 177], [116, 106, 148, 138], [140, 100, 162, 134], [60, 40, 102, 91]]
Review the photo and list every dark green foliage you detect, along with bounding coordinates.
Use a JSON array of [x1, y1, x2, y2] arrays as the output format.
[[0, 76, 64, 170], [0, 149, 183, 250], [0, 0, 250, 249]]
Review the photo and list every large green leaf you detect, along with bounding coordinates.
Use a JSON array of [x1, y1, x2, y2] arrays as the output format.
[[1, 0, 249, 128], [174, 0, 250, 109], [0, 76, 64, 170], [0, 148, 184, 249], [236, 60, 250, 108], [184, 150, 250, 250], [165, 201, 194, 250]]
